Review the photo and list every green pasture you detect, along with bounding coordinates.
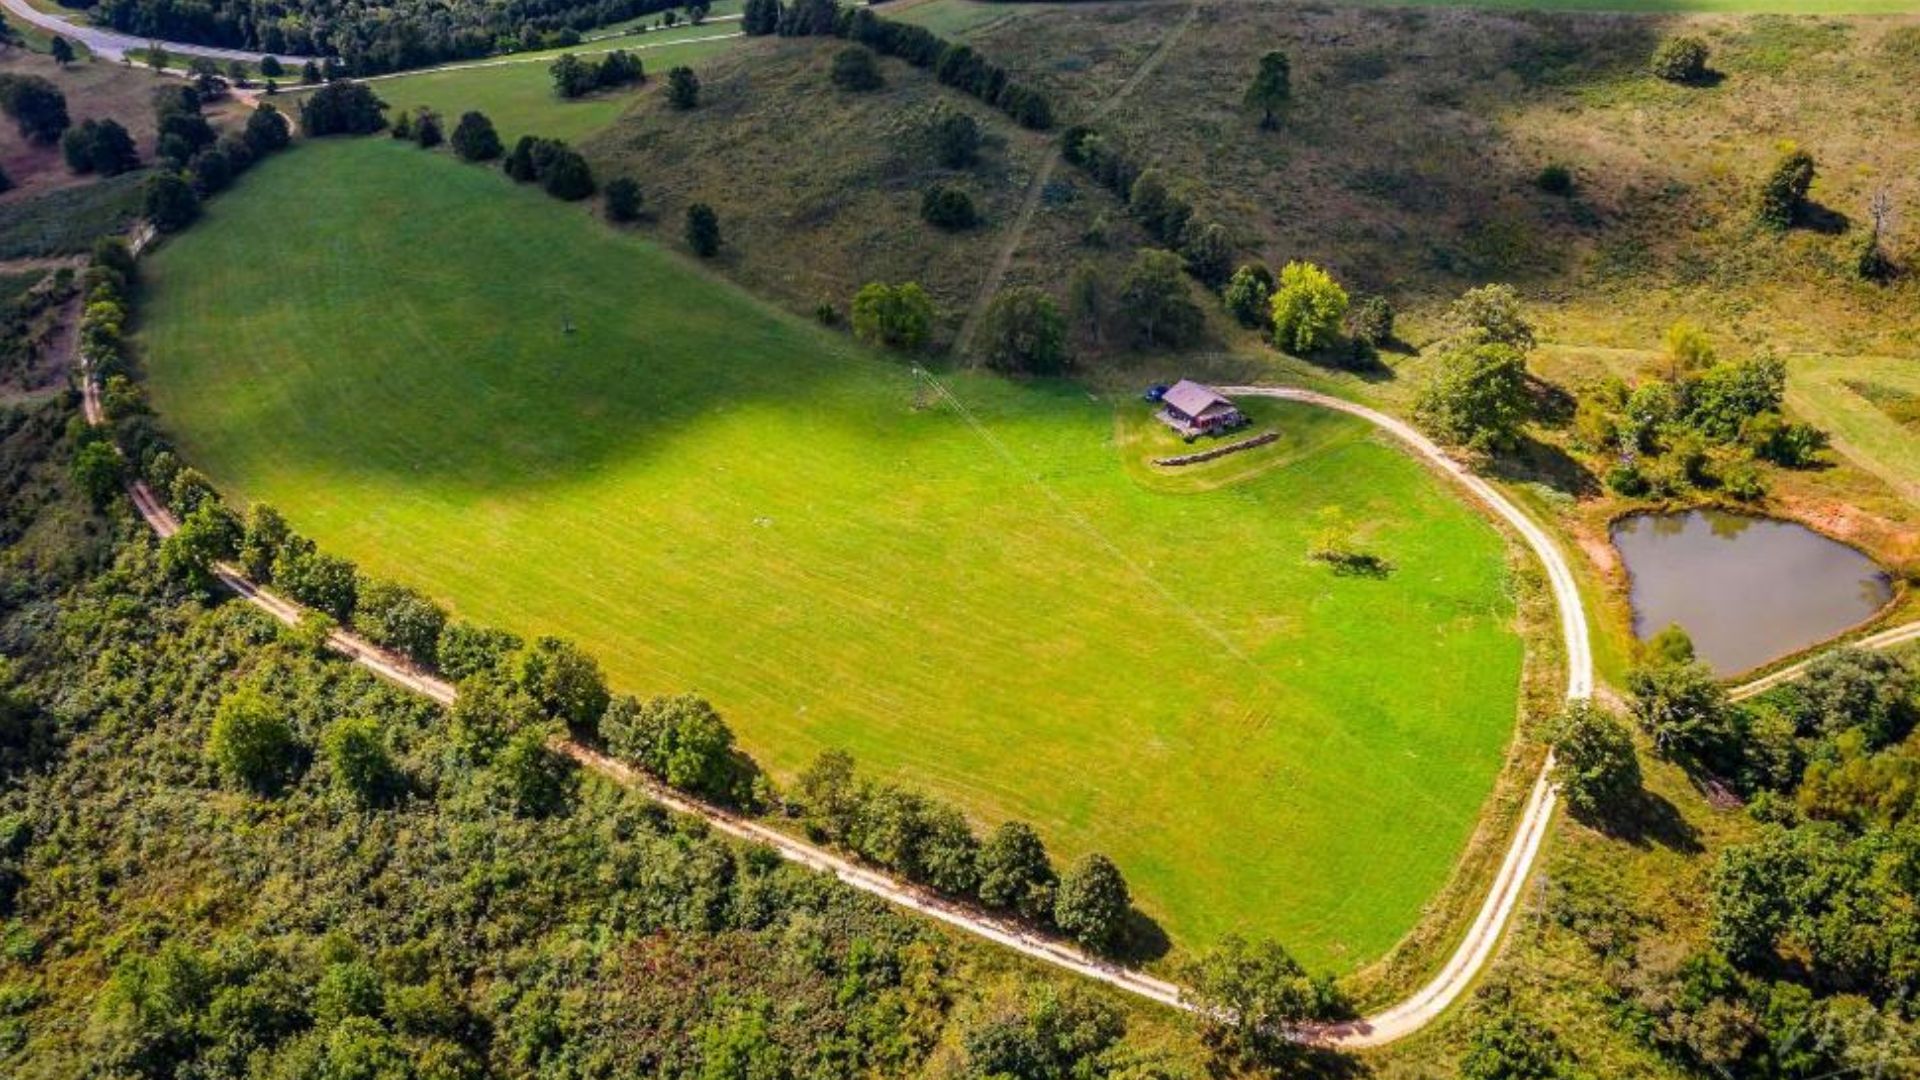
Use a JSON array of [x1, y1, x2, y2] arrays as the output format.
[[137, 139, 1526, 969], [280, 30, 742, 144], [1788, 354, 1920, 505]]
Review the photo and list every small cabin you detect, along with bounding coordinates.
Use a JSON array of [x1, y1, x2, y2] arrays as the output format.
[[1157, 380, 1247, 438]]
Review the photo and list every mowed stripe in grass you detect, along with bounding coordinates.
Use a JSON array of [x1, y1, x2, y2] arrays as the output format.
[[138, 138, 1524, 968]]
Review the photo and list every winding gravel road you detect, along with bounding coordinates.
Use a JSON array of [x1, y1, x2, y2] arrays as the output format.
[[82, 333, 1594, 1044], [0, 0, 317, 62]]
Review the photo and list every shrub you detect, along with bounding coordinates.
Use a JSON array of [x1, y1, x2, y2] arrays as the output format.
[[0, 74, 69, 144], [850, 281, 935, 352], [920, 183, 978, 230], [413, 110, 443, 148], [1535, 162, 1574, 196], [1180, 221, 1232, 289], [1651, 35, 1710, 84], [975, 287, 1066, 375], [540, 146, 594, 200], [450, 111, 501, 161], [830, 46, 883, 91], [1268, 261, 1349, 354], [62, 119, 140, 177], [244, 105, 291, 154], [928, 106, 980, 168]]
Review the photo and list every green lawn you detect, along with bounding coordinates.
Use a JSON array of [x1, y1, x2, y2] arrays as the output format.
[[1788, 354, 1920, 506], [279, 31, 742, 144], [137, 138, 1526, 970]]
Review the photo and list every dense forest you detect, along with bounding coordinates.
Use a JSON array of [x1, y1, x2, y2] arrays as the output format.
[[64, 0, 692, 74]]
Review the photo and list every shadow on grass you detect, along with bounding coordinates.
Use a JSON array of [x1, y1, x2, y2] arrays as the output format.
[[1576, 786, 1702, 854], [1484, 433, 1601, 501], [1116, 908, 1172, 965]]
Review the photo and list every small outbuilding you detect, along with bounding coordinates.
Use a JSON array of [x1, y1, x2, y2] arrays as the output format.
[[1157, 379, 1247, 438]]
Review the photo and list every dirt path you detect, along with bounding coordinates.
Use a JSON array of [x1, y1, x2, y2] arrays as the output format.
[[1729, 618, 1920, 700], [951, 0, 1204, 356]]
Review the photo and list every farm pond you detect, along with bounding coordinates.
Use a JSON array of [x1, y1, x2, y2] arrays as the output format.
[[1612, 510, 1893, 675]]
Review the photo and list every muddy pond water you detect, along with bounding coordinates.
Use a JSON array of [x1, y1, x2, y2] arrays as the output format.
[[1611, 510, 1893, 675]]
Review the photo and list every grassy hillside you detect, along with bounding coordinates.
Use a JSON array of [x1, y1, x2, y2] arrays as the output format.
[[136, 137, 1528, 970]]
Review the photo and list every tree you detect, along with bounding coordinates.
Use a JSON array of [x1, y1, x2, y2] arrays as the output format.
[[1054, 853, 1129, 952], [1626, 661, 1729, 758], [449, 673, 541, 762], [1180, 221, 1233, 288], [450, 111, 501, 161], [1546, 701, 1642, 820], [413, 109, 443, 148], [831, 46, 882, 92], [1066, 261, 1108, 347], [1651, 35, 1710, 84], [1788, 648, 1917, 749], [976, 821, 1057, 922], [1856, 187, 1895, 282], [260, 55, 284, 79], [928, 106, 980, 168], [273, 547, 359, 622], [244, 104, 290, 154], [1222, 264, 1273, 328], [63, 119, 140, 176], [1461, 991, 1572, 1080], [1346, 293, 1395, 347], [796, 749, 863, 842], [145, 169, 203, 232], [920, 183, 977, 230], [207, 687, 300, 794], [0, 74, 69, 143], [300, 60, 322, 85], [437, 622, 522, 680], [550, 53, 596, 99], [493, 727, 576, 818], [1118, 248, 1203, 348], [540, 146, 594, 200], [1414, 340, 1531, 453], [601, 693, 737, 798], [354, 580, 447, 666], [689, 0, 713, 23], [685, 202, 721, 257], [1444, 283, 1535, 350], [72, 442, 124, 508], [1757, 147, 1815, 231], [49, 36, 74, 65], [237, 503, 291, 582], [1645, 623, 1696, 665], [188, 145, 233, 196], [850, 282, 934, 352], [148, 43, 170, 71], [1127, 169, 1191, 245], [299, 81, 387, 136], [975, 287, 1067, 375], [920, 804, 980, 895], [743, 0, 780, 35], [1268, 261, 1349, 354], [666, 66, 700, 109], [1184, 936, 1337, 1064], [514, 636, 609, 731], [1245, 50, 1291, 129], [321, 716, 396, 804], [604, 177, 642, 222]]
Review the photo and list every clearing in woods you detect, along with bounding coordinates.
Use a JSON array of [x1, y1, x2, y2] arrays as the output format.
[[136, 139, 1529, 970]]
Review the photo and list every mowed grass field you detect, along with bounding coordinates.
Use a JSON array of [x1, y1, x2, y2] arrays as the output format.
[[1788, 354, 1920, 506], [280, 30, 742, 143], [137, 138, 1526, 969]]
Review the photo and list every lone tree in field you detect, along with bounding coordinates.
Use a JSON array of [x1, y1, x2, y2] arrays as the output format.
[[1244, 50, 1291, 130], [1545, 701, 1642, 821], [1414, 340, 1530, 453], [1268, 261, 1348, 354], [667, 66, 700, 110], [1625, 660, 1728, 758], [976, 287, 1067, 375], [451, 111, 501, 161], [49, 36, 74, 65], [686, 202, 721, 257], [1650, 35, 1710, 84], [1054, 853, 1130, 952], [830, 46, 882, 92], [1756, 146, 1815, 231]]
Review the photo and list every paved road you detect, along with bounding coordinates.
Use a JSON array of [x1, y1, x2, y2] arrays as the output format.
[[0, 0, 318, 62]]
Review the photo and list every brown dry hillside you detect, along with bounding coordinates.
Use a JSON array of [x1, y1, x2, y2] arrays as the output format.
[[0, 52, 224, 199], [954, 2, 1920, 355], [580, 35, 1131, 344]]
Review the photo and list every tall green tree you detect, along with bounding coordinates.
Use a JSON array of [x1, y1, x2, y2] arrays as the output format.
[[514, 636, 609, 731], [1244, 50, 1291, 129], [1268, 261, 1348, 354], [450, 111, 501, 161], [1118, 248, 1202, 348], [850, 281, 934, 352], [1053, 853, 1130, 952], [1183, 935, 1338, 1065], [975, 287, 1067, 375], [976, 821, 1057, 922], [321, 716, 396, 804], [208, 687, 301, 794], [1413, 339, 1531, 452], [1546, 701, 1643, 820]]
